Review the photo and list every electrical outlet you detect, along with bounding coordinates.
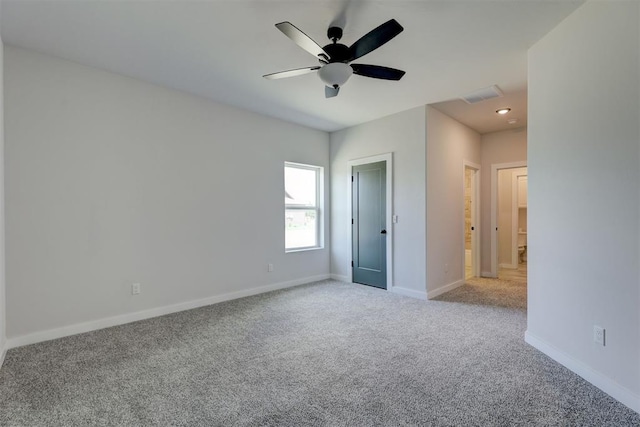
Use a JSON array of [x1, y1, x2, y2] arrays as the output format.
[[593, 325, 605, 346], [131, 283, 141, 295], [267, 263, 274, 273]]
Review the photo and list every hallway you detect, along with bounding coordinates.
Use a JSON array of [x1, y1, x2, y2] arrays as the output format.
[[436, 263, 527, 310]]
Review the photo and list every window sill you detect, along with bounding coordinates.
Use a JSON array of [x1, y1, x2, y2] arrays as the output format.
[[285, 246, 324, 254]]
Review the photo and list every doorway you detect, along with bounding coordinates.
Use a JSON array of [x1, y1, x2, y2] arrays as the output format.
[[491, 161, 527, 278], [348, 153, 393, 290], [463, 161, 480, 279]]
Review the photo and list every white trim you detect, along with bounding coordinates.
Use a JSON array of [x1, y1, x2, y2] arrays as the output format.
[[491, 161, 527, 277], [6, 274, 330, 350], [525, 331, 640, 414], [462, 160, 481, 280], [389, 286, 427, 300], [511, 172, 528, 267], [0, 346, 6, 369], [426, 279, 465, 300], [481, 271, 493, 278], [511, 172, 518, 267], [331, 274, 351, 283], [284, 162, 324, 252], [347, 153, 393, 289]]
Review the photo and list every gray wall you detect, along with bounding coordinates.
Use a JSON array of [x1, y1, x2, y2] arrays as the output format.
[[330, 107, 427, 297], [527, 1, 639, 410], [0, 3, 6, 364], [479, 128, 527, 274], [5, 46, 330, 340], [425, 106, 481, 296]]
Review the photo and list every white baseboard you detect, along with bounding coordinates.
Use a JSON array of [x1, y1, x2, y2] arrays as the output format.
[[330, 274, 351, 283], [481, 271, 496, 278], [525, 331, 640, 414], [0, 344, 6, 369], [6, 274, 330, 350], [389, 286, 427, 300], [426, 279, 464, 300]]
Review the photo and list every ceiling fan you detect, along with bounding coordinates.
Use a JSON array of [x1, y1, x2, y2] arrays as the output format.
[[263, 19, 406, 98]]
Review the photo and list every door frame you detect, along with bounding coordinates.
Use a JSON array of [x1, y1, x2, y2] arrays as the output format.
[[490, 160, 527, 277], [347, 153, 393, 289], [462, 161, 481, 279], [510, 173, 528, 268]]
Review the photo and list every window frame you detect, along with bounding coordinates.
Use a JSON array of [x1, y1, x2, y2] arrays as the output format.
[[284, 161, 323, 253]]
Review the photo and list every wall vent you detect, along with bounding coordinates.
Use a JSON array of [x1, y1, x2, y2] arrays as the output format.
[[461, 85, 504, 104]]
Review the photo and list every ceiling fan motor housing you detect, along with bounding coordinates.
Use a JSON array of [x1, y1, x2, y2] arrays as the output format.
[[327, 26, 343, 42], [322, 43, 350, 63]]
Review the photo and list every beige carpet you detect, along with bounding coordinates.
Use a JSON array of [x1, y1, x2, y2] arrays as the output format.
[[434, 276, 527, 310]]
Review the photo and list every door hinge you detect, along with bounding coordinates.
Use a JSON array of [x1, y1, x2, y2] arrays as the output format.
[[351, 218, 354, 225], [351, 260, 354, 267], [351, 176, 354, 182]]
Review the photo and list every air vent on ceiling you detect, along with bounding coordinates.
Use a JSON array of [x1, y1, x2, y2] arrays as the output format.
[[461, 85, 504, 104]]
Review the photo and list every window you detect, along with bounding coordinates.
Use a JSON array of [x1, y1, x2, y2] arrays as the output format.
[[285, 162, 323, 251]]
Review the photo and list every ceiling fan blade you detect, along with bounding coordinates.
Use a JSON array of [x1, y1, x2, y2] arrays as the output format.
[[276, 22, 329, 59], [325, 86, 340, 98], [351, 64, 406, 80], [347, 19, 403, 62], [263, 66, 321, 80]]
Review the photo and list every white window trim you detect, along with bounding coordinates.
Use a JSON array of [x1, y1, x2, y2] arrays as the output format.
[[285, 161, 324, 253]]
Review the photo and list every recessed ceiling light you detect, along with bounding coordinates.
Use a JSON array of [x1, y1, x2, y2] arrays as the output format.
[[507, 118, 519, 125], [496, 108, 511, 115]]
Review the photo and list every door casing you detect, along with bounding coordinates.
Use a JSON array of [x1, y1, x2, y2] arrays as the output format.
[[490, 160, 527, 277], [462, 161, 481, 280]]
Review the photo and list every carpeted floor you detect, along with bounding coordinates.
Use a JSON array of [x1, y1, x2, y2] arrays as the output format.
[[1, 279, 638, 426], [434, 276, 527, 310]]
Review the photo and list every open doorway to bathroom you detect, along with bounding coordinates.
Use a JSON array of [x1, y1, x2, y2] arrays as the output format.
[[492, 163, 527, 281]]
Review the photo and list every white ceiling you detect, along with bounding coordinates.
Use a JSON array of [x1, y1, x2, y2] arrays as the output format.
[[1, 0, 582, 133], [432, 87, 528, 134]]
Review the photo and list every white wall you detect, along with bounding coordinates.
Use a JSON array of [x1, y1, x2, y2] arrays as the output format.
[[426, 106, 481, 297], [479, 128, 527, 274], [4, 46, 330, 342], [527, 1, 640, 412], [0, 2, 6, 367], [330, 107, 426, 298]]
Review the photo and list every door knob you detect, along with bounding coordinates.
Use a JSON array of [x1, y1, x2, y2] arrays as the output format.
[[381, 230, 387, 234], [471, 226, 474, 230]]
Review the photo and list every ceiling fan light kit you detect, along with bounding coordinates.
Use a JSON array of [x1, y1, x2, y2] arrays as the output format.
[[318, 63, 353, 88], [264, 19, 406, 98]]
